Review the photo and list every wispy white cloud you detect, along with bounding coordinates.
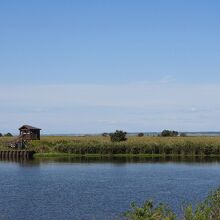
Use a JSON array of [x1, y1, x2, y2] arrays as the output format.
[[0, 81, 220, 133], [159, 75, 176, 84]]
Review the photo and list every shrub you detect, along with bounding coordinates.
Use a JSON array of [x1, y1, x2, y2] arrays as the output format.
[[4, 133, 13, 137], [124, 187, 220, 220], [110, 130, 127, 142], [102, 133, 109, 137], [184, 187, 220, 220], [124, 200, 176, 220], [138, 133, 144, 137], [0, 133, 2, 137], [161, 130, 178, 137]]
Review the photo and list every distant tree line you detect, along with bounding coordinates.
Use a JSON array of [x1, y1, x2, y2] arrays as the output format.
[[160, 130, 179, 137], [102, 130, 187, 141], [0, 133, 13, 137], [160, 130, 187, 137]]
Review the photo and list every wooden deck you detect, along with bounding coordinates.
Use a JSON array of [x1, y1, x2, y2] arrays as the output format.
[[0, 150, 35, 160]]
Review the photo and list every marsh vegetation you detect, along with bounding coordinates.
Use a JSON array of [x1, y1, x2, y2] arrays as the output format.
[[1, 135, 220, 157], [125, 187, 220, 220]]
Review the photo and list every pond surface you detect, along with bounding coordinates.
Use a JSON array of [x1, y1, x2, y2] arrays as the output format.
[[0, 157, 220, 220]]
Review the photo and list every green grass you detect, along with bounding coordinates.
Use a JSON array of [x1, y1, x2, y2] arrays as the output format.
[[2, 135, 220, 157]]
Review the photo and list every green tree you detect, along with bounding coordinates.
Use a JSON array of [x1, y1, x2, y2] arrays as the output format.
[[161, 130, 178, 137], [4, 133, 13, 137], [138, 133, 144, 137], [110, 130, 127, 142]]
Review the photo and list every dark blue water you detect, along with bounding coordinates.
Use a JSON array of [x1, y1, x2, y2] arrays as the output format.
[[0, 157, 220, 220]]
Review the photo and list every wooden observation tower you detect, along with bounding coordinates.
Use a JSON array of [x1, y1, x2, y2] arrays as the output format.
[[9, 125, 41, 148]]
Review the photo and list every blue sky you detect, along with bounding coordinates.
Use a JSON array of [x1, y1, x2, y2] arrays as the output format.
[[0, 0, 220, 134]]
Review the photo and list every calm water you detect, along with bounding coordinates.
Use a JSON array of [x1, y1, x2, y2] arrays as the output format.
[[0, 157, 220, 220]]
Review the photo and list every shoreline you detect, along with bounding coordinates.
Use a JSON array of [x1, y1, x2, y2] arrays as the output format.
[[34, 152, 220, 158]]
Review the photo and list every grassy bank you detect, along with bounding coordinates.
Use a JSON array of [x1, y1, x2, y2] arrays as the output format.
[[1, 136, 220, 156]]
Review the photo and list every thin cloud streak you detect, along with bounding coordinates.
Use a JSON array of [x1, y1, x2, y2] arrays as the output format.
[[0, 81, 219, 133], [1, 82, 220, 107]]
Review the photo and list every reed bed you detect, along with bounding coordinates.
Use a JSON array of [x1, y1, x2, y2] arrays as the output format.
[[0, 137, 15, 150], [1, 136, 220, 156], [20, 136, 220, 156]]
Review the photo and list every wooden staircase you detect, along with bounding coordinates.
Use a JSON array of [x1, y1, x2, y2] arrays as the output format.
[[8, 134, 27, 149]]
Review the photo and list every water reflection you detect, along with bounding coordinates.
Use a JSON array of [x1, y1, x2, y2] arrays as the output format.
[[33, 155, 220, 164], [1, 155, 220, 167]]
